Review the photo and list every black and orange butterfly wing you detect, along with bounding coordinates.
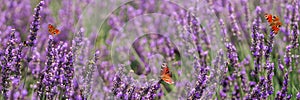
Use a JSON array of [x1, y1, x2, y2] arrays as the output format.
[[271, 25, 280, 34], [274, 21, 282, 27], [161, 74, 174, 84], [264, 14, 273, 24], [54, 29, 60, 35], [160, 63, 174, 84], [272, 15, 280, 22], [48, 24, 54, 35], [48, 24, 60, 35], [48, 24, 54, 29], [161, 63, 170, 75], [272, 16, 282, 34]]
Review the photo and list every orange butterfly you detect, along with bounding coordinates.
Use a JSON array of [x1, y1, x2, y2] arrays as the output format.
[[264, 14, 282, 34], [160, 63, 174, 84], [48, 24, 60, 35]]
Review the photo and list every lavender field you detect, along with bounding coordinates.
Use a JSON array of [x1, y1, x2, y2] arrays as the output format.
[[0, 0, 299, 99]]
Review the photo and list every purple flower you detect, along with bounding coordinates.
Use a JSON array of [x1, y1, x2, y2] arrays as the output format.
[[276, 72, 290, 99], [111, 70, 163, 100], [264, 32, 275, 60], [27, 0, 44, 47], [35, 35, 57, 99], [8, 82, 28, 100], [265, 62, 274, 97], [1, 30, 18, 99], [284, 45, 293, 68], [199, 25, 210, 49], [188, 67, 208, 99], [220, 76, 230, 99], [219, 18, 228, 41], [240, 0, 249, 25], [278, 58, 284, 71], [297, 92, 300, 100], [240, 68, 250, 94], [249, 77, 265, 99], [290, 0, 299, 48], [249, 81, 256, 87], [251, 18, 264, 76], [225, 43, 238, 68], [231, 83, 241, 99], [228, 3, 242, 38]]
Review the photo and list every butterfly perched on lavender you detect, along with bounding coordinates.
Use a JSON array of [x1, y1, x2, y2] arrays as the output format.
[[160, 63, 174, 84], [264, 14, 282, 34], [48, 24, 60, 35]]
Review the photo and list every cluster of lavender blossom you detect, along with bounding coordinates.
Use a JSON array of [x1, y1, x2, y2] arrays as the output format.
[[0, 0, 299, 100]]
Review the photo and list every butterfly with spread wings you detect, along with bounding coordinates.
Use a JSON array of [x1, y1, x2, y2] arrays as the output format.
[[160, 63, 174, 84], [48, 24, 60, 35], [264, 14, 282, 34]]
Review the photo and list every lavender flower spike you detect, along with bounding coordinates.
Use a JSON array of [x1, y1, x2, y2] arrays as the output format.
[[1, 29, 17, 99], [264, 31, 275, 62], [27, 0, 44, 47], [228, 3, 241, 37]]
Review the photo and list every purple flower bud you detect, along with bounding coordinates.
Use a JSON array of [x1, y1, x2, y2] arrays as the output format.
[[297, 92, 300, 99], [278, 59, 284, 71]]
